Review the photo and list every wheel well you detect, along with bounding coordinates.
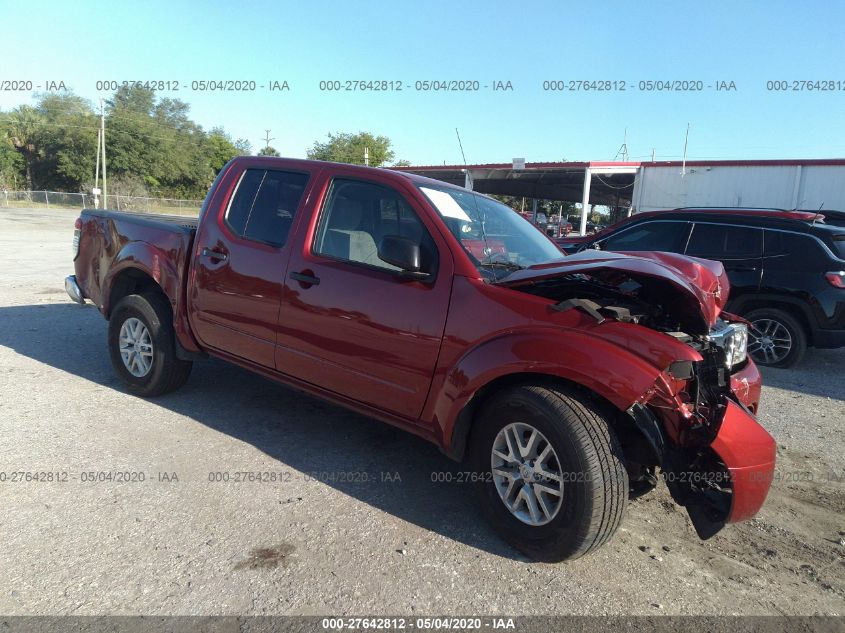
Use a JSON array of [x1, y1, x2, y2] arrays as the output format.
[[736, 299, 813, 345], [107, 269, 164, 319], [446, 372, 655, 469]]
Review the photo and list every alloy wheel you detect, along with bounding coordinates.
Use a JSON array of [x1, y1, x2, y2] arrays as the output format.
[[119, 317, 154, 377], [748, 318, 792, 365], [491, 422, 564, 526]]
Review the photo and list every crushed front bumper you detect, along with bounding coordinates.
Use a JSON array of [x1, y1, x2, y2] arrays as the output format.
[[665, 397, 776, 538], [710, 399, 776, 523]]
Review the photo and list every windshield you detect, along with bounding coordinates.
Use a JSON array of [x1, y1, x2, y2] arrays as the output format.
[[419, 185, 565, 279]]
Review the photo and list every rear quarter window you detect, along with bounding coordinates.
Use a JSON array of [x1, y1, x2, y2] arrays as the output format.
[[763, 230, 830, 269], [832, 234, 845, 260]]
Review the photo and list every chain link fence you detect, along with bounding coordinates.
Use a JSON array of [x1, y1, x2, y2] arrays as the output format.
[[0, 190, 202, 216]]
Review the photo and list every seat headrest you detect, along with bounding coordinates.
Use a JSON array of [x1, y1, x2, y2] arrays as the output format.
[[332, 198, 363, 230]]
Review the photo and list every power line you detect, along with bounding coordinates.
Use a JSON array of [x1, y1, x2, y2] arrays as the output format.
[[593, 174, 635, 190]]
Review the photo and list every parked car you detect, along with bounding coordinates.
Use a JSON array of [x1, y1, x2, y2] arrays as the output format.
[[67, 158, 774, 561], [518, 210, 550, 235], [556, 208, 845, 368]]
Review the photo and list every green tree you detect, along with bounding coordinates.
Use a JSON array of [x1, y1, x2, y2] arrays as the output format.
[[0, 126, 24, 190], [105, 85, 211, 197], [258, 145, 280, 157], [307, 131, 394, 166], [234, 138, 251, 154], [206, 128, 243, 171], [110, 84, 156, 114], [34, 93, 98, 191], [0, 85, 248, 199], [6, 105, 42, 189]]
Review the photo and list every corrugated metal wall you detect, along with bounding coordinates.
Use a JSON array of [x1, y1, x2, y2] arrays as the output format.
[[632, 164, 845, 212]]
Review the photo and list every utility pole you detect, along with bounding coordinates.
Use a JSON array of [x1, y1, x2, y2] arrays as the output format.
[[614, 128, 629, 162], [263, 129, 275, 151], [681, 122, 690, 177], [100, 98, 107, 208], [651, 148, 655, 162], [364, 146, 369, 166], [94, 128, 100, 190], [94, 127, 101, 208]]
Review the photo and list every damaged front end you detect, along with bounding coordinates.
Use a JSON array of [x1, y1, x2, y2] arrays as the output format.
[[498, 250, 776, 538], [627, 327, 774, 539]]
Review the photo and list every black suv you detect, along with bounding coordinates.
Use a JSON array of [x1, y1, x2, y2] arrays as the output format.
[[556, 208, 845, 367]]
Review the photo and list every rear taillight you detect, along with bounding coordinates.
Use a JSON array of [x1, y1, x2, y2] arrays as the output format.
[[825, 271, 845, 288], [73, 217, 82, 259]]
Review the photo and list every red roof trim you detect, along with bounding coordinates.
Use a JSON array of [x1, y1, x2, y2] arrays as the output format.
[[393, 161, 592, 171], [637, 208, 822, 221], [641, 159, 845, 168], [395, 158, 845, 172]]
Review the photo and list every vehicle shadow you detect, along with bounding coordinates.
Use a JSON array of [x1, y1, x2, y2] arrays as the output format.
[[0, 302, 520, 559], [759, 348, 845, 402]]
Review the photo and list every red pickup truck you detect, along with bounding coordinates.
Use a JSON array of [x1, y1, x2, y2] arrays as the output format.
[[66, 156, 775, 561]]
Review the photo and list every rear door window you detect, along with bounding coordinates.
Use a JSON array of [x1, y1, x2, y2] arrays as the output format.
[[687, 223, 762, 259], [601, 221, 689, 253], [225, 168, 309, 247]]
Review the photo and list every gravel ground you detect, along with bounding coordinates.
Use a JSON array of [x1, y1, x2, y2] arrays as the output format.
[[0, 208, 842, 616]]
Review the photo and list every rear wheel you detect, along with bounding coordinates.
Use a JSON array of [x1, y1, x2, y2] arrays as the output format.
[[470, 384, 628, 561], [745, 307, 807, 368], [108, 293, 192, 396]]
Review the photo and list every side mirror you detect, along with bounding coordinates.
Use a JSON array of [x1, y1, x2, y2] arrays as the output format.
[[378, 235, 429, 280]]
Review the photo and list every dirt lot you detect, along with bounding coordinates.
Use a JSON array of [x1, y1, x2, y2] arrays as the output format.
[[0, 208, 843, 616]]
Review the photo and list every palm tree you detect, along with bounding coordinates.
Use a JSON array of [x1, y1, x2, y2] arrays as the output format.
[[8, 105, 42, 190]]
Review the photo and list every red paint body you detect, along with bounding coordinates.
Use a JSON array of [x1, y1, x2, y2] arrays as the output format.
[[73, 156, 775, 533]]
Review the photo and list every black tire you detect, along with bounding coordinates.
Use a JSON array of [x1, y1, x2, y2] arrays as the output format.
[[745, 307, 807, 368], [469, 384, 628, 562], [108, 293, 192, 397]]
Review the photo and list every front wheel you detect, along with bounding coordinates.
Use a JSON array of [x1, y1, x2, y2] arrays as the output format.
[[470, 384, 628, 562], [108, 293, 192, 397]]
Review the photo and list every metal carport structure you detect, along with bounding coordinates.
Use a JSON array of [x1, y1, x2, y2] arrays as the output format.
[[394, 161, 640, 235]]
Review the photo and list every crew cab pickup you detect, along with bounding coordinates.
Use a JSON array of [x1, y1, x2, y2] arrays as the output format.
[[67, 156, 775, 561]]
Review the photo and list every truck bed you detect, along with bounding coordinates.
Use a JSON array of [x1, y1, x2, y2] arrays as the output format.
[[75, 208, 198, 319], [82, 209, 198, 232]]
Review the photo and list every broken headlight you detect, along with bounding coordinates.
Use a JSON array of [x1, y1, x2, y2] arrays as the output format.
[[708, 321, 748, 369]]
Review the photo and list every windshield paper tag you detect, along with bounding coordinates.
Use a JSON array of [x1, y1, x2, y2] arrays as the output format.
[[421, 187, 472, 222]]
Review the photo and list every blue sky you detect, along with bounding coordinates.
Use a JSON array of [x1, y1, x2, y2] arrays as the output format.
[[2, 0, 843, 164]]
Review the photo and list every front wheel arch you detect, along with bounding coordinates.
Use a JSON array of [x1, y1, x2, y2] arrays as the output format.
[[449, 373, 655, 471]]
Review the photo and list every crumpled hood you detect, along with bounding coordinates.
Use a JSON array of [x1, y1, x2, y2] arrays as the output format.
[[497, 250, 730, 334]]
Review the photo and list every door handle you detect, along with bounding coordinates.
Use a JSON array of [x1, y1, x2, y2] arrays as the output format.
[[289, 271, 320, 286], [731, 265, 758, 272], [201, 246, 228, 262]]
